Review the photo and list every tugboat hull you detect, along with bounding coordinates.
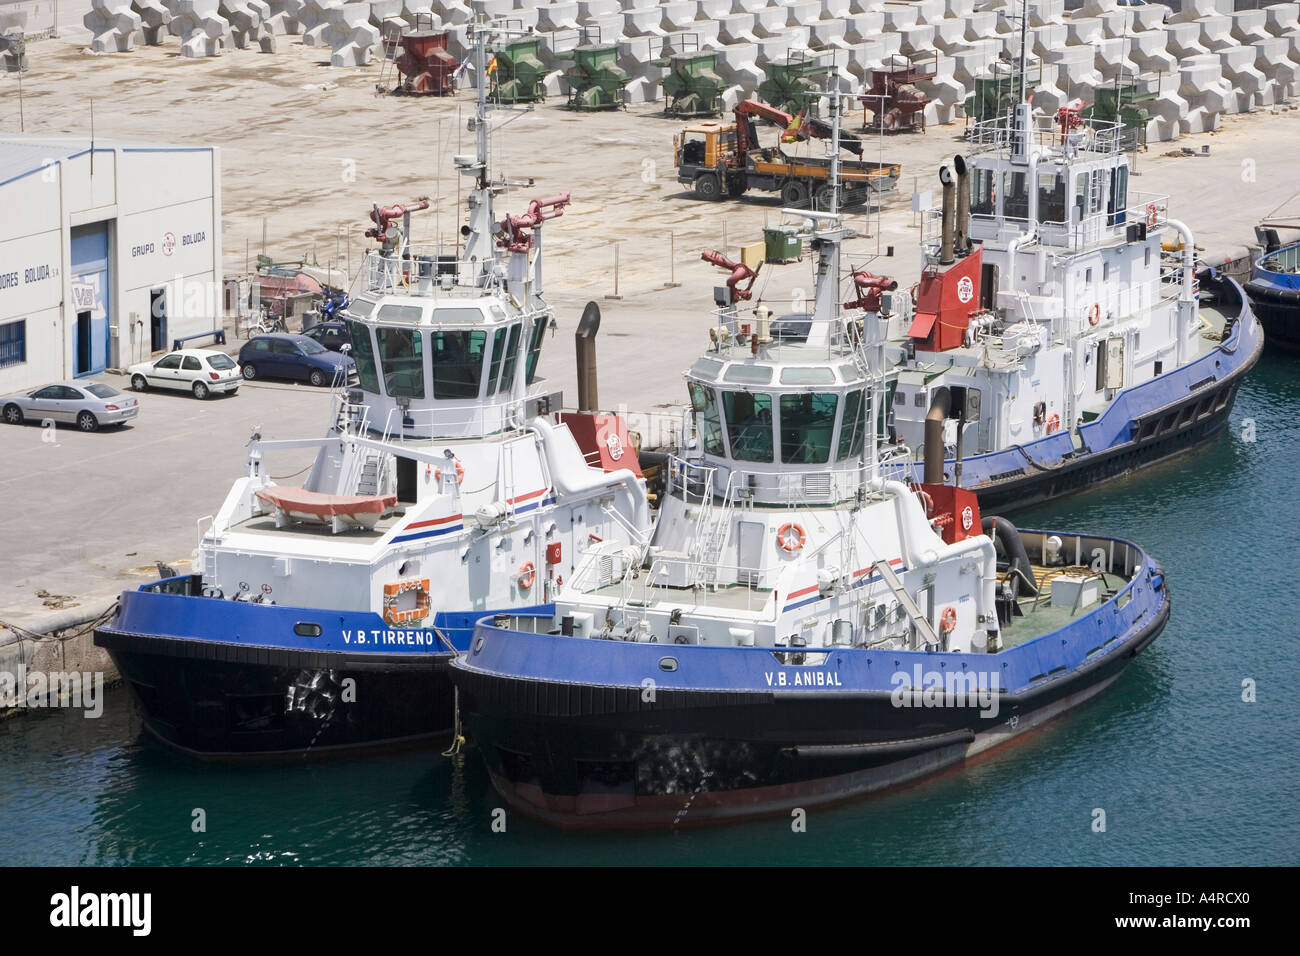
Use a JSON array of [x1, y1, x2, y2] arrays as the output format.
[[95, 578, 549, 760], [1243, 281, 1300, 354], [453, 541, 1169, 828], [933, 274, 1264, 514]]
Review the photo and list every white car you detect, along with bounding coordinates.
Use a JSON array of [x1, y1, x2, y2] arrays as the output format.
[[128, 348, 242, 400]]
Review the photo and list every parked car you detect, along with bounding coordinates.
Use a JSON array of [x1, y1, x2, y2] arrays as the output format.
[[301, 320, 352, 353], [1, 381, 139, 432], [127, 348, 242, 400], [238, 333, 356, 387]]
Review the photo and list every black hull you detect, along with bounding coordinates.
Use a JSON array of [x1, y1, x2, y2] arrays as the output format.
[[973, 375, 1246, 514], [454, 597, 1169, 828], [97, 628, 455, 760], [1243, 282, 1300, 353]]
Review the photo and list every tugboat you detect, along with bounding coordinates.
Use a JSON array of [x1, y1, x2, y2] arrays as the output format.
[[450, 92, 1171, 828], [1244, 226, 1300, 353], [94, 20, 650, 759], [872, 101, 1262, 513]]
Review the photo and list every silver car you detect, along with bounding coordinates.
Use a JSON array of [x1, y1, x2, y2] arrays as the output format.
[[1, 381, 140, 432]]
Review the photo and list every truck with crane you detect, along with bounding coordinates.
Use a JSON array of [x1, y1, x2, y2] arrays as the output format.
[[674, 98, 901, 207]]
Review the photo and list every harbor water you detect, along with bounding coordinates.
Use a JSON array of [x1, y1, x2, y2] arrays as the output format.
[[2, 353, 1296, 866]]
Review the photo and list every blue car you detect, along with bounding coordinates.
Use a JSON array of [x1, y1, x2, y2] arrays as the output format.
[[238, 333, 355, 387]]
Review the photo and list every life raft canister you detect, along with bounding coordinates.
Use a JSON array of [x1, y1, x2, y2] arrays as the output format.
[[776, 522, 806, 552]]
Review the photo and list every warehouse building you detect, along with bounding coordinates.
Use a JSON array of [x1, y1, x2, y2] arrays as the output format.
[[0, 136, 222, 394]]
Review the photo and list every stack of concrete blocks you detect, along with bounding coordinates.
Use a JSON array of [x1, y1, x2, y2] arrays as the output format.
[[220, 0, 274, 50], [321, 2, 380, 65], [132, 0, 173, 44], [263, 0, 302, 35], [1178, 52, 1233, 132], [617, 0, 667, 105], [172, 0, 232, 56], [297, 0, 339, 45], [1, 9, 28, 72], [85, 0, 144, 52]]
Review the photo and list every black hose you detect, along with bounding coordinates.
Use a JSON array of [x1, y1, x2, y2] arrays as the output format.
[[982, 515, 1038, 597]]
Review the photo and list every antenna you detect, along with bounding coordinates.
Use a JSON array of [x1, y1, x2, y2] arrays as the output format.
[[1017, 0, 1028, 107]]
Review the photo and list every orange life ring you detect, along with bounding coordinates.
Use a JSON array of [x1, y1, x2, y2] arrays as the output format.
[[1146, 203, 1157, 228], [776, 522, 806, 552], [1087, 303, 1100, 326], [1046, 412, 1060, 433], [435, 461, 465, 485], [382, 577, 431, 625], [518, 562, 536, 590], [940, 606, 957, 634]]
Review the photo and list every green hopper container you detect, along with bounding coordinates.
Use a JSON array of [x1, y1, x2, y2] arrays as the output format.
[[663, 51, 724, 117], [566, 44, 629, 110], [491, 38, 546, 104]]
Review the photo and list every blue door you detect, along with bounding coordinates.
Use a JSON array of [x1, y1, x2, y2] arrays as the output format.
[[70, 224, 111, 376]]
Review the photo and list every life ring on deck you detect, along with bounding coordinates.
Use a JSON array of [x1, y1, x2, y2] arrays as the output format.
[[435, 461, 465, 485], [518, 562, 536, 591], [1087, 303, 1100, 326], [776, 522, 806, 553], [940, 606, 957, 634], [1146, 203, 1158, 228], [382, 577, 431, 625], [1046, 412, 1060, 433]]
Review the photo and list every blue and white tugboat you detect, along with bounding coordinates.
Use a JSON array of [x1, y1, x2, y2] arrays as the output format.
[[450, 95, 1171, 827], [94, 21, 650, 759], [875, 100, 1262, 512], [1244, 226, 1300, 353]]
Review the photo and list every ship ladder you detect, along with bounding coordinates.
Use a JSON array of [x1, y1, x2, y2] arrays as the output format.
[[871, 559, 940, 649]]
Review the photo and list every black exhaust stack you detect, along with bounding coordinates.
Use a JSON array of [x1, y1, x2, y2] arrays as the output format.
[[575, 301, 601, 412]]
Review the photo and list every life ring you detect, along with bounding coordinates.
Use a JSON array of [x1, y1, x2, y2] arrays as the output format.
[[776, 522, 806, 552], [940, 606, 957, 634], [1146, 203, 1157, 228], [1046, 412, 1060, 433], [382, 577, 431, 625], [518, 562, 536, 590], [435, 461, 465, 485], [1087, 303, 1100, 326]]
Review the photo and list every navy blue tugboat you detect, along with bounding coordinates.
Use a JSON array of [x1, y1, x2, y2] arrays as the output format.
[[450, 93, 1171, 827], [870, 101, 1262, 513], [1244, 227, 1300, 353], [94, 21, 651, 759]]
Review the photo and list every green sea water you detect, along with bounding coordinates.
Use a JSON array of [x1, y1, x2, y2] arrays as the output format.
[[2, 353, 1296, 866]]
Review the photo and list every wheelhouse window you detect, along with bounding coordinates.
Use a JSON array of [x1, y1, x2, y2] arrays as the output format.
[[376, 326, 425, 399], [1037, 169, 1067, 225], [347, 321, 380, 393], [1107, 165, 1129, 226], [722, 391, 773, 462], [1002, 170, 1030, 221], [430, 329, 487, 399], [688, 382, 726, 457], [780, 392, 838, 464], [970, 167, 996, 216], [0, 319, 26, 368], [489, 323, 522, 395], [524, 317, 548, 385], [837, 389, 867, 461]]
